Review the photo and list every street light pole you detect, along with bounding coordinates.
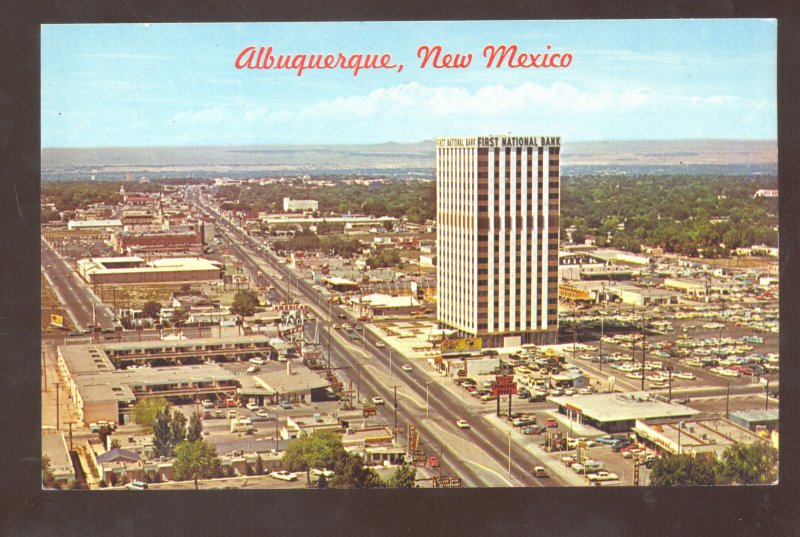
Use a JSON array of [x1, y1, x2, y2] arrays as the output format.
[[508, 430, 512, 478]]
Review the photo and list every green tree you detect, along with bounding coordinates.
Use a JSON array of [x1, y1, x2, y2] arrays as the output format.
[[132, 397, 170, 432], [718, 441, 778, 485], [170, 409, 188, 447], [187, 412, 203, 443], [329, 452, 381, 489], [282, 429, 347, 485], [152, 406, 174, 458], [385, 463, 417, 488], [173, 439, 221, 490], [170, 307, 190, 327], [366, 249, 401, 269], [42, 455, 55, 488], [230, 289, 259, 318], [142, 300, 162, 321], [650, 453, 720, 486]]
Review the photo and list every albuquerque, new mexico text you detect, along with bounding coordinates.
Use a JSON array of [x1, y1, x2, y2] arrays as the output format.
[[235, 44, 574, 76]]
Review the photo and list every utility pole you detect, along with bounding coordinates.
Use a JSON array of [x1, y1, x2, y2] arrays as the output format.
[[42, 351, 48, 391], [508, 430, 512, 478], [572, 302, 577, 363], [640, 310, 646, 392], [726, 382, 730, 419], [275, 420, 279, 452], [357, 362, 361, 404], [55, 382, 60, 430], [393, 386, 398, 438], [326, 324, 332, 369], [67, 421, 74, 450], [389, 349, 393, 379]]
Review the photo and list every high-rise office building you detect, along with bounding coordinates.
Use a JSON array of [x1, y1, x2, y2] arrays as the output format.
[[436, 135, 561, 347]]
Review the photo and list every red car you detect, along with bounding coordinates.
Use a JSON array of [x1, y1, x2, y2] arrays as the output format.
[[546, 418, 558, 428], [428, 456, 440, 468]]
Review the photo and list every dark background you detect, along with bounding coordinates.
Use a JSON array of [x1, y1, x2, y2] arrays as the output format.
[[1, 2, 798, 536]]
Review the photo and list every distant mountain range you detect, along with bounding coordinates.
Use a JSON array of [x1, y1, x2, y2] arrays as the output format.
[[41, 139, 777, 181]]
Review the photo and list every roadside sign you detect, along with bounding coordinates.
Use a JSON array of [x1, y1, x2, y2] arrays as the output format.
[[50, 314, 64, 328], [362, 405, 377, 418], [759, 377, 769, 387], [432, 476, 462, 488], [493, 374, 517, 396]]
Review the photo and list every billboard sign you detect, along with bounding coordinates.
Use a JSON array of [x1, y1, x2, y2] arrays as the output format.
[[493, 374, 517, 396], [50, 314, 64, 328], [440, 337, 483, 353]]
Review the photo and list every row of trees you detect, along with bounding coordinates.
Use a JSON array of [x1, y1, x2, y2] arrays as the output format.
[[216, 180, 436, 224], [649, 441, 778, 486], [270, 233, 364, 259], [282, 430, 417, 488], [561, 174, 778, 256]]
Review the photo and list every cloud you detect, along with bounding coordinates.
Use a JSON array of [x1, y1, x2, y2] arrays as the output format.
[[285, 81, 742, 122]]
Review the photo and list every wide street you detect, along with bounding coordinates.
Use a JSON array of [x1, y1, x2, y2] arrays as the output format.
[[195, 194, 565, 487], [41, 239, 116, 331]]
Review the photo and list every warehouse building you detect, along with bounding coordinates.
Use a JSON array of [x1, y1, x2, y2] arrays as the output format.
[[77, 256, 223, 285]]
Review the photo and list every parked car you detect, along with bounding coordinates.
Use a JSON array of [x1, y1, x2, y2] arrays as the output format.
[[594, 435, 619, 446], [270, 470, 298, 482], [310, 468, 334, 478], [249, 357, 265, 365], [245, 402, 259, 411], [201, 399, 214, 409], [587, 471, 619, 482], [545, 418, 558, 428], [279, 400, 292, 409]]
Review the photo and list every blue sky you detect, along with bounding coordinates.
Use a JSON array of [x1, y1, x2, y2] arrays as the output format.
[[41, 20, 776, 147]]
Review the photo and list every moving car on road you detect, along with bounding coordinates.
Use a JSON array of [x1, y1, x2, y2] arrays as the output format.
[[456, 419, 470, 429], [401, 364, 413, 372], [428, 456, 440, 468], [371, 396, 385, 405]]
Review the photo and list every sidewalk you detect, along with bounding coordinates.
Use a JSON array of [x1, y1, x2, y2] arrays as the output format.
[[484, 413, 589, 487]]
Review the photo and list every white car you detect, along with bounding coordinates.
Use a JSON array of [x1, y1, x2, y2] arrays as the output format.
[[249, 357, 265, 365], [246, 403, 259, 411], [310, 468, 334, 478], [371, 397, 385, 405], [270, 471, 298, 482], [401, 364, 413, 372], [201, 400, 214, 409], [375, 342, 386, 348], [456, 419, 470, 429], [587, 471, 619, 482]]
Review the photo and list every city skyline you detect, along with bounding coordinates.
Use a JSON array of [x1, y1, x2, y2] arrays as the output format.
[[42, 20, 776, 148]]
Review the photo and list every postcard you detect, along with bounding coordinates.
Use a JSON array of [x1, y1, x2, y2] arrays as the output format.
[[40, 20, 778, 491]]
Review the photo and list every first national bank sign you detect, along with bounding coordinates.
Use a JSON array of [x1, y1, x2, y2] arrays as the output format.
[[435, 135, 561, 149]]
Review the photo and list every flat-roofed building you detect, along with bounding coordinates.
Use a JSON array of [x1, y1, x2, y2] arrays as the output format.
[[67, 219, 123, 231], [633, 416, 766, 458], [282, 197, 319, 212], [42, 430, 76, 487], [77, 256, 223, 285], [548, 391, 699, 433], [56, 336, 278, 425], [111, 230, 203, 256]]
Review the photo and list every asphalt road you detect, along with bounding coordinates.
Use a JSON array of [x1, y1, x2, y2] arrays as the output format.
[[195, 195, 562, 487], [41, 239, 116, 331]]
